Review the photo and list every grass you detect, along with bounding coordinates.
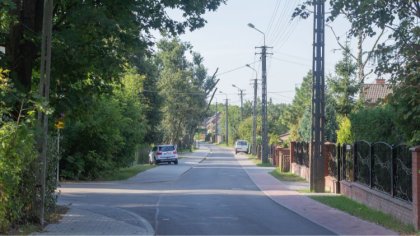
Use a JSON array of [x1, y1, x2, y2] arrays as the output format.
[[246, 154, 273, 167], [99, 164, 155, 181], [309, 195, 418, 234], [270, 168, 307, 182]]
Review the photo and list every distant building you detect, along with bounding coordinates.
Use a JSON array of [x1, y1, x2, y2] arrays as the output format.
[[204, 112, 221, 143], [361, 79, 392, 106]]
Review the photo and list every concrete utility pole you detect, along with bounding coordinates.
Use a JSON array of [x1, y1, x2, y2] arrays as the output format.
[[37, 0, 53, 226], [232, 84, 245, 120], [311, 0, 326, 192], [225, 98, 229, 146], [248, 23, 272, 163], [246, 64, 258, 155], [215, 100, 218, 143], [220, 91, 229, 145]]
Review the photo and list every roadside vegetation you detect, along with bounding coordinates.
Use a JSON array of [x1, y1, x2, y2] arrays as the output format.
[[309, 195, 417, 234], [99, 164, 155, 181], [270, 169, 306, 182], [0, 0, 226, 232]]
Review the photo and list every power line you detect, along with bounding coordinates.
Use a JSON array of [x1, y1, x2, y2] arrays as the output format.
[[217, 59, 260, 77]]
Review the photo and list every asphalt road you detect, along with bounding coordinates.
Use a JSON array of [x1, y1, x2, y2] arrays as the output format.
[[59, 143, 333, 235]]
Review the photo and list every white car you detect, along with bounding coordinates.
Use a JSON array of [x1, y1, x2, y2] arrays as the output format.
[[149, 144, 178, 165], [234, 140, 249, 154]]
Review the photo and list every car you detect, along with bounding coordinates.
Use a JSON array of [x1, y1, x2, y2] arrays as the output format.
[[234, 140, 249, 154], [149, 144, 178, 165]]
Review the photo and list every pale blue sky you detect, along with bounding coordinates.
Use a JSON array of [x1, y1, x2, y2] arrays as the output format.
[[171, 0, 376, 105]]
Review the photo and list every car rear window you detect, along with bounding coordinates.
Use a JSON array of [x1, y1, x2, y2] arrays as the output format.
[[237, 141, 247, 145], [159, 145, 175, 151]]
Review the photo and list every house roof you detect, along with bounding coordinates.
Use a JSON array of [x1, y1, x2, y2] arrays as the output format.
[[362, 83, 392, 104]]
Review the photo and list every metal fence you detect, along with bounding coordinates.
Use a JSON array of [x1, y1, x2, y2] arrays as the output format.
[[293, 142, 309, 167], [325, 143, 338, 179], [338, 141, 412, 203]]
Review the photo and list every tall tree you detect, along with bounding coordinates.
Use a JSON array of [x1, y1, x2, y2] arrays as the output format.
[[156, 38, 215, 147], [294, 0, 420, 144]]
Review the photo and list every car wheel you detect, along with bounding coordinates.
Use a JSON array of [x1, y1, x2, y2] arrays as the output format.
[[174, 160, 178, 165]]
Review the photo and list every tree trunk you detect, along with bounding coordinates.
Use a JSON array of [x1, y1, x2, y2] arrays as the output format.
[[6, 0, 43, 93]]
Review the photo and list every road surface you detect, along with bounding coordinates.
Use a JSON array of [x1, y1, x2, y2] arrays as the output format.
[[57, 143, 333, 235]]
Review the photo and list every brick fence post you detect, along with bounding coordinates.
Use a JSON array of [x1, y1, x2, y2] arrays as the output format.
[[290, 141, 295, 164], [411, 146, 420, 230]]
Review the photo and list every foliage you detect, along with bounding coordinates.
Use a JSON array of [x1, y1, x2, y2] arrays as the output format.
[[60, 69, 148, 180], [0, 120, 37, 232], [280, 71, 312, 141], [297, 108, 311, 142], [156, 37, 215, 148], [294, 0, 420, 144], [336, 116, 354, 144], [237, 116, 253, 143], [349, 104, 403, 144], [327, 43, 359, 117]]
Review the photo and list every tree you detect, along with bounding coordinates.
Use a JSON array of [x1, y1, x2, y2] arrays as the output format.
[[327, 43, 358, 117], [294, 0, 420, 144], [156, 37, 215, 147], [279, 71, 312, 141]]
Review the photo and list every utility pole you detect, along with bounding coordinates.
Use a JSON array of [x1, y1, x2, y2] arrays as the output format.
[[246, 64, 258, 155], [225, 98, 229, 146], [220, 91, 229, 145], [215, 100, 218, 143], [248, 23, 272, 163], [232, 84, 245, 120], [311, 0, 325, 192], [37, 0, 53, 226]]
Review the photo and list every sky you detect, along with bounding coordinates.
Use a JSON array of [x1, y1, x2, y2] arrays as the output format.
[[167, 0, 377, 105]]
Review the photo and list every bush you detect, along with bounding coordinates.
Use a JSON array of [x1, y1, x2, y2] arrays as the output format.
[[350, 104, 403, 144], [336, 116, 354, 144], [0, 121, 37, 232]]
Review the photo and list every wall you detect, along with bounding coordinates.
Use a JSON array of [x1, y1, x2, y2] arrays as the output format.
[[340, 180, 413, 226]]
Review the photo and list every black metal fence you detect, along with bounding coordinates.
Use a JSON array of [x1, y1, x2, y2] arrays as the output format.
[[293, 142, 309, 167], [337, 141, 412, 203]]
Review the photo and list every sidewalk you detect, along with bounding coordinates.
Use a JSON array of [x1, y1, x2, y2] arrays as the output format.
[[38, 203, 154, 235], [235, 154, 397, 235]]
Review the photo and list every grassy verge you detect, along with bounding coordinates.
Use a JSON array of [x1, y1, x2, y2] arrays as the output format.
[[270, 168, 306, 182], [100, 164, 154, 181], [246, 154, 273, 167], [309, 195, 417, 234]]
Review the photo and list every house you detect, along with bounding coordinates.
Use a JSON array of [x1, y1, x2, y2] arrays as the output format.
[[204, 112, 221, 143], [361, 79, 392, 106]]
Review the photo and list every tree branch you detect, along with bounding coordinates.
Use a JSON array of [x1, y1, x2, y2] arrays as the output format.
[[326, 24, 358, 61], [363, 27, 385, 68]]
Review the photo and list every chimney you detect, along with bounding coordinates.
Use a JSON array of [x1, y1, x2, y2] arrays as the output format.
[[376, 78, 385, 84]]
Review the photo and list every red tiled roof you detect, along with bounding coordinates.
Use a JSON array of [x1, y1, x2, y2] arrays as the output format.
[[362, 83, 392, 104]]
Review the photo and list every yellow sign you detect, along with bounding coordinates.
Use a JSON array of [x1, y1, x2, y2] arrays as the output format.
[[55, 120, 64, 129]]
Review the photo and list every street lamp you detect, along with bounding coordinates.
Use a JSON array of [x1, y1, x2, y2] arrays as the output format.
[[248, 22, 269, 163], [246, 64, 258, 155], [247, 23, 265, 46], [232, 84, 245, 120], [219, 91, 229, 146]]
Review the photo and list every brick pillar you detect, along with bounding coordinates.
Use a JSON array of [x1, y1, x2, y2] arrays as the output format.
[[290, 141, 295, 164], [411, 146, 420, 230]]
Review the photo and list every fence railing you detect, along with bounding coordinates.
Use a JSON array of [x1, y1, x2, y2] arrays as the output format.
[[337, 141, 412, 203], [293, 141, 309, 167]]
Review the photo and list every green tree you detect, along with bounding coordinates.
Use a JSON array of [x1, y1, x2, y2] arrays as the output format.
[[156, 38, 215, 148], [294, 0, 420, 144], [279, 71, 312, 141]]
